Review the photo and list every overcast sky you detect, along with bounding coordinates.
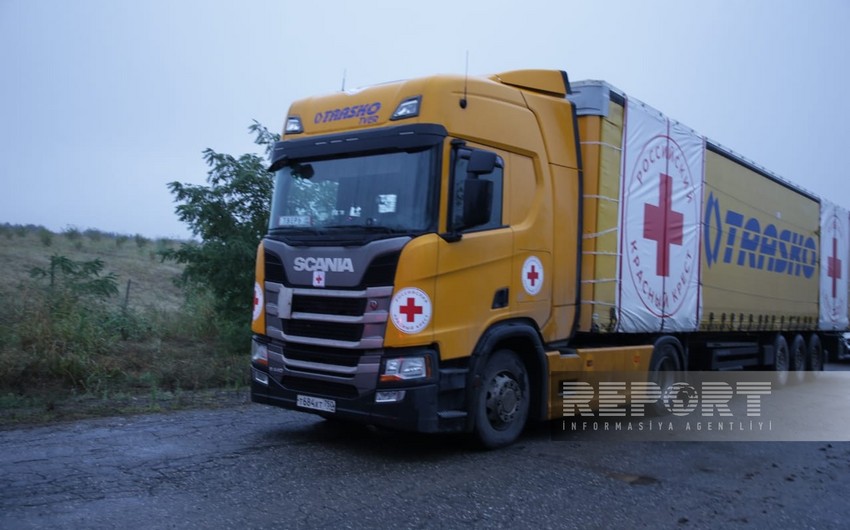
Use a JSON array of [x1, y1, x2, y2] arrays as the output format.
[[1, 0, 848, 239]]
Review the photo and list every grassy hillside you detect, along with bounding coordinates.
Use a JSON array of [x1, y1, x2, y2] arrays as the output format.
[[0, 224, 249, 424]]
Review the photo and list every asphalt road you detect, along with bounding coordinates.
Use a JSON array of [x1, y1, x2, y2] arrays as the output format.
[[2, 369, 850, 529]]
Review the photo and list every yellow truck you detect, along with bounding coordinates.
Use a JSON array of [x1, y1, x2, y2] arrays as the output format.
[[249, 69, 849, 447]]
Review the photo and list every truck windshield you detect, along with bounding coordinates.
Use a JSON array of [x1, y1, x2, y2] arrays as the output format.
[[269, 147, 438, 239]]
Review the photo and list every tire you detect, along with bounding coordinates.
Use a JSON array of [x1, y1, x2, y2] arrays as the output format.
[[789, 334, 806, 385], [806, 334, 823, 381], [473, 349, 530, 449], [649, 336, 683, 416], [773, 334, 789, 387]]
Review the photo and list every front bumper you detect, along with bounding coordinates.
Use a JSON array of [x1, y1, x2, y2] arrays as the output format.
[[251, 374, 445, 432], [250, 340, 468, 433]]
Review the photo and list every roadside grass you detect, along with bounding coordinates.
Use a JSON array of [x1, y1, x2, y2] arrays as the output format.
[[0, 224, 251, 425]]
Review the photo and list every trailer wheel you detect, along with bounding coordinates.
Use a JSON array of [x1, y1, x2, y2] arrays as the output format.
[[773, 334, 789, 387], [790, 334, 806, 384], [649, 337, 683, 415], [806, 334, 823, 380], [473, 349, 530, 449]]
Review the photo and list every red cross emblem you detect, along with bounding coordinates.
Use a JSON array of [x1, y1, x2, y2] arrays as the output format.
[[252, 282, 263, 321], [399, 297, 423, 322], [391, 288, 431, 334], [643, 173, 683, 277], [828, 237, 842, 298], [527, 265, 540, 286]]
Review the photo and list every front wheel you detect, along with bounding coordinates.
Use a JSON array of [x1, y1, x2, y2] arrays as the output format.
[[474, 350, 530, 449]]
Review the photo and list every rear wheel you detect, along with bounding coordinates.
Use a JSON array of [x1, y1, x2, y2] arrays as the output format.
[[474, 350, 530, 449], [773, 334, 789, 387], [807, 334, 823, 380], [789, 334, 806, 384], [649, 336, 683, 415]]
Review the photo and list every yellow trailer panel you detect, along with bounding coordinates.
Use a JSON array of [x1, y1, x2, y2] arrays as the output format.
[[577, 99, 624, 333], [701, 148, 820, 331]]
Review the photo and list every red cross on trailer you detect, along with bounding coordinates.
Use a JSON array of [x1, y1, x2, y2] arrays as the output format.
[[828, 237, 842, 298], [643, 172, 684, 277]]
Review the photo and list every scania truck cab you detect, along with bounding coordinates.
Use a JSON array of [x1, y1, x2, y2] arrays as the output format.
[[249, 70, 622, 448]]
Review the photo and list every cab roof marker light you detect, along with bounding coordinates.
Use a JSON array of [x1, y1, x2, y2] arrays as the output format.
[[285, 116, 304, 134], [390, 96, 421, 121]]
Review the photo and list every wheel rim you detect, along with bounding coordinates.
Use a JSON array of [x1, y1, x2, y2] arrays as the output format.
[[485, 372, 522, 429]]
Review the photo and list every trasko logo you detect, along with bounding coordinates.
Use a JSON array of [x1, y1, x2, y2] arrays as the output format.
[[703, 192, 816, 278], [623, 134, 700, 317]]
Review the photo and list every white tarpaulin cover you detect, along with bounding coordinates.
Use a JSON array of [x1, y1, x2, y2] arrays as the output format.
[[616, 98, 704, 332], [818, 200, 849, 330]]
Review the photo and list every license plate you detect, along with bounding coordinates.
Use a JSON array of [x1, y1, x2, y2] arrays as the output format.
[[296, 394, 336, 413]]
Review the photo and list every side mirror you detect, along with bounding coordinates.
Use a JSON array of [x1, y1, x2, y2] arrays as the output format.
[[461, 178, 493, 229]]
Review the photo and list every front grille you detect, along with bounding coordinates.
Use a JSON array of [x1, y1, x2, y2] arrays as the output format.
[[292, 295, 365, 317], [282, 376, 358, 399], [360, 252, 400, 287], [265, 246, 400, 289], [284, 344, 362, 367], [283, 319, 364, 343], [265, 251, 286, 283], [262, 241, 399, 348]]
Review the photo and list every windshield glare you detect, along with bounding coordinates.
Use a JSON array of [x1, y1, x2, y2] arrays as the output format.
[[270, 148, 436, 233]]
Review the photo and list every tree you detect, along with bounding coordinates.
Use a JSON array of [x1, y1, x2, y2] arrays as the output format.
[[165, 121, 279, 326]]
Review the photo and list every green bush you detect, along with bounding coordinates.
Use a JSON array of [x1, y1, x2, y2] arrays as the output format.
[[84, 228, 104, 242], [64, 226, 81, 241], [38, 228, 53, 247]]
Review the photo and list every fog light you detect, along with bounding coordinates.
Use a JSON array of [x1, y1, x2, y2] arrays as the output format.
[[253, 369, 269, 386], [375, 390, 406, 403]]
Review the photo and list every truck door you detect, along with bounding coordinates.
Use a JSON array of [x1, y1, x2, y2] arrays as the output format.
[[433, 142, 513, 361]]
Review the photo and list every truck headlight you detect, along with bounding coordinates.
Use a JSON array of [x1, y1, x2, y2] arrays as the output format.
[[251, 341, 268, 367], [381, 356, 429, 382]]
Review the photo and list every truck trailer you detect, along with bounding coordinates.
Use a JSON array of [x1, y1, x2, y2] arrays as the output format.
[[249, 69, 850, 447]]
